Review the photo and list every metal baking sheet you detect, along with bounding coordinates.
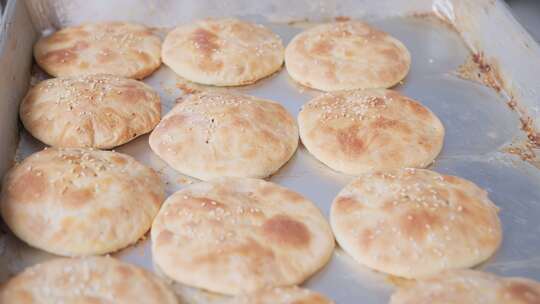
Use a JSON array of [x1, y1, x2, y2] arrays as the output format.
[[2, 0, 540, 303]]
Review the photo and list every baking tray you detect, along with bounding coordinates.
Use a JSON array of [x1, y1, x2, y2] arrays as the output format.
[[2, 0, 540, 303]]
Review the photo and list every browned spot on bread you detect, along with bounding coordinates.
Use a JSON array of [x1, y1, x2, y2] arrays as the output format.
[[120, 87, 147, 101], [370, 97, 386, 107], [377, 69, 394, 84], [190, 28, 224, 73], [298, 295, 331, 304], [406, 100, 431, 118], [335, 16, 351, 22], [360, 228, 374, 249], [261, 129, 280, 146], [63, 187, 94, 208], [337, 125, 364, 156], [116, 265, 134, 278], [112, 276, 131, 297], [503, 281, 540, 303], [40, 49, 77, 65], [443, 175, 461, 185], [157, 114, 186, 133], [262, 215, 310, 247], [335, 197, 358, 213], [110, 155, 128, 165], [97, 48, 119, 63], [9, 170, 47, 203], [10, 290, 35, 302], [233, 64, 246, 76], [241, 147, 257, 159], [371, 117, 398, 129], [149, 191, 163, 207], [281, 190, 305, 203], [312, 40, 333, 55], [73, 41, 90, 51], [50, 217, 76, 243], [454, 189, 472, 206], [333, 27, 353, 38], [232, 117, 251, 129], [258, 185, 275, 197], [136, 51, 152, 64], [381, 48, 399, 61], [71, 28, 90, 37], [156, 229, 174, 246], [400, 210, 439, 241], [193, 237, 275, 268], [191, 28, 219, 55], [79, 62, 90, 69], [381, 200, 396, 212]]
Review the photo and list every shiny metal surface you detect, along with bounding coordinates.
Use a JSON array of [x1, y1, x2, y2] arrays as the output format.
[[507, 0, 540, 42], [2, 1, 540, 303]]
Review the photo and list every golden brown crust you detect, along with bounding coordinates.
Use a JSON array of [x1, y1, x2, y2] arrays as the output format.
[[151, 177, 334, 295], [0, 257, 178, 304], [330, 168, 501, 278], [298, 89, 444, 174], [0, 148, 164, 256], [162, 18, 284, 86], [390, 269, 540, 304], [285, 21, 410, 91], [149, 91, 298, 181], [34, 22, 161, 79], [231, 286, 334, 304], [20, 74, 161, 149]]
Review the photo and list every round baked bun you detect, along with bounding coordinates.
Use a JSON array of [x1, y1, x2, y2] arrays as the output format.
[[149, 92, 298, 181], [0, 148, 164, 256], [34, 22, 161, 79], [0, 257, 178, 304], [20, 74, 161, 149], [330, 168, 502, 278], [151, 177, 334, 295], [162, 18, 284, 86], [285, 21, 410, 91], [390, 269, 540, 304], [232, 287, 334, 304], [298, 89, 444, 175]]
